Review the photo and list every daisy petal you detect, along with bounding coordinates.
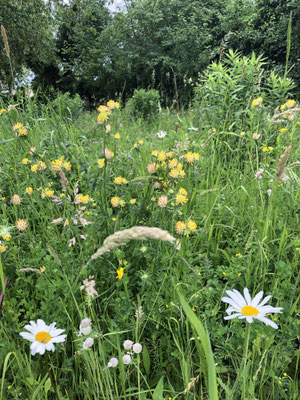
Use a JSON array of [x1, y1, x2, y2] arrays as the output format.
[[231, 289, 247, 306], [256, 316, 278, 329], [257, 295, 272, 307], [224, 313, 241, 320], [221, 296, 241, 310], [20, 332, 35, 342], [51, 334, 67, 344], [251, 291, 264, 307], [243, 288, 252, 304]]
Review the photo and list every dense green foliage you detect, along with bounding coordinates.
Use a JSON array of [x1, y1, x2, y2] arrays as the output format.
[[1, 0, 299, 104], [0, 55, 299, 398]]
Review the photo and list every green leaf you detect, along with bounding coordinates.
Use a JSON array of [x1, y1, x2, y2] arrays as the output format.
[[143, 344, 151, 376], [152, 376, 164, 400]]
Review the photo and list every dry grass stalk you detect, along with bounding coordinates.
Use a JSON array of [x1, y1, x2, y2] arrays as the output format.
[[59, 168, 69, 191], [287, 161, 300, 169], [270, 105, 300, 123], [91, 226, 176, 260], [201, 130, 217, 148], [275, 146, 292, 183], [184, 375, 200, 394], [1, 25, 14, 83], [47, 245, 62, 266], [199, 188, 218, 196], [19, 268, 42, 274]]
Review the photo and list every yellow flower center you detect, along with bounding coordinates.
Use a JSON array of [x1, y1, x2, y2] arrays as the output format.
[[35, 331, 51, 343], [241, 305, 259, 316]]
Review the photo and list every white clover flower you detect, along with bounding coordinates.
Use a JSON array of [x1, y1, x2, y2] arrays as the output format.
[[132, 343, 142, 354], [122, 354, 131, 365], [107, 357, 118, 368], [222, 288, 283, 329], [20, 319, 66, 356], [83, 337, 94, 349], [123, 340, 133, 350]]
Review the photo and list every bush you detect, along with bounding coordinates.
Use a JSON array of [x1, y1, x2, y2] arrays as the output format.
[[126, 88, 160, 118], [193, 50, 295, 126], [47, 92, 85, 121]]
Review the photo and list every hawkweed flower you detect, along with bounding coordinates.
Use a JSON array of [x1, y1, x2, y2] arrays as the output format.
[[97, 158, 105, 168], [22, 158, 29, 165], [222, 288, 283, 329], [26, 187, 33, 195], [20, 319, 66, 356], [252, 97, 263, 107]]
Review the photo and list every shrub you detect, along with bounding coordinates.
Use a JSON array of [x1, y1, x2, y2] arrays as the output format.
[[126, 88, 160, 118]]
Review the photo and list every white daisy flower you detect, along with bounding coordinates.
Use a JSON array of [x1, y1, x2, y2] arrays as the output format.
[[20, 319, 67, 356], [156, 130, 167, 139], [221, 288, 283, 329]]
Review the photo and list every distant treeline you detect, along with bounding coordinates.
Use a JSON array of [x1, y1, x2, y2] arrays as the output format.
[[1, 0, 299, 106]]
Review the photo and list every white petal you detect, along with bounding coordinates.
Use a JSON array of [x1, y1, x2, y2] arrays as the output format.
[[50, 328, 65, 337], [224, 313, 241, 320], [24, 324, 38, 335], [257, 295, 272, 307], [256, 316, 278, 329], [45, 342, 55, 352], [20, 332, 35, 342], [50, 334, 67, 344], [243, 288, 252, 304], [259, 306, 283, 314], [251, 291, 264, 307], [36, 319, 48, 331], [37, 345, 46, 355], [231, 290, 247, 306], [246, 317, 253, 323], [221, 296, 241, 311]]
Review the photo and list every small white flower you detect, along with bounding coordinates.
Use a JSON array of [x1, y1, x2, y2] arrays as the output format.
[[107, 357, 118, 368], [122, 354, 131, 365], [80, 318, 91, 328], [267, 189, 272, 196], [20, 319, 66, 356], [188, 127, 198, 131], [222, 288, 283, 329], [80, 325, 92, 336], [83, 337, 94, 349], [132, 343, 142, 354], [156, 130, 167, 139], [123, 340, 133, 350]]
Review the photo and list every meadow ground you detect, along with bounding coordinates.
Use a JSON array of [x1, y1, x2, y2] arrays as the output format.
[[0, 94, 299, 399]]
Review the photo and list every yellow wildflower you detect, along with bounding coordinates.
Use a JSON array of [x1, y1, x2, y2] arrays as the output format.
[[285, 99, 296, 108], [0, 243, 7, 253], [31, 164, 39, 173], [111, 197, 120, 207], [252, 97, 263, 107], [114, 133, 121, 139], [175, 193, 188, 205], [44, 188, 54, 197], [116, 267, 124, 279], [152, 150, 159, 157], [97, 158, 105, 168], [114, 176, 128, 185], [105, 148, 114, 159], [0, 108, 6, 115], [15, 219, 28, 231], [26, 187, 33, 195], [79, 194, 90, 204], [147, 162, 158, 174], [187, 220, 197, 232], [130, 199, 137, 204], [175, 221, 186, 234], [3, 234, 11, 241], [22, 158, 29, 165], [107, 100, 120, 110]]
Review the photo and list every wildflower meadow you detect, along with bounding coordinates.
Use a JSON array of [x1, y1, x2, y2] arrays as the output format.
[[0, 52, 299, 399]]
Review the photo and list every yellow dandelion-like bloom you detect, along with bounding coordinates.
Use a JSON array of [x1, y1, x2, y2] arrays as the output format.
[[3, 234, 11, 241], [44, 188, 54, 197], [285, 99, 296, 108], [105, 148, 114, 159], [119, 200, 126, 207], [97, 158, 105, 168], [22, 158, 29, 165], [279, 128, 287, 133], [252, 97, 263, 107], [168, 159, 178, 169], [114, 176, 128, 185], [37, 161, 47, 170], [63, 161, 71, 171], [187, 220, 197, 232], [138, 140, 144, 145], [175, 193, 188, 205], [97, 112, 109, 124], [107, 100, 120, 110], [116, 267, 124, 280], [111, 197, 120, 207], [147, 162, 158, 174], [175, 221, 186, 234], [79, 194, 90, 204], [31, 164, 38, 173], [0, 243, 7, 253], [26, 187, 33, 195], [152, 150, 159, 157], [130, 199, 137, 204], [157, 151, 167, 162], [157, 195, 168, 208], [114, 133, 121, 139], [16, 219, 28, 231], [179, 188, 188, 196]]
